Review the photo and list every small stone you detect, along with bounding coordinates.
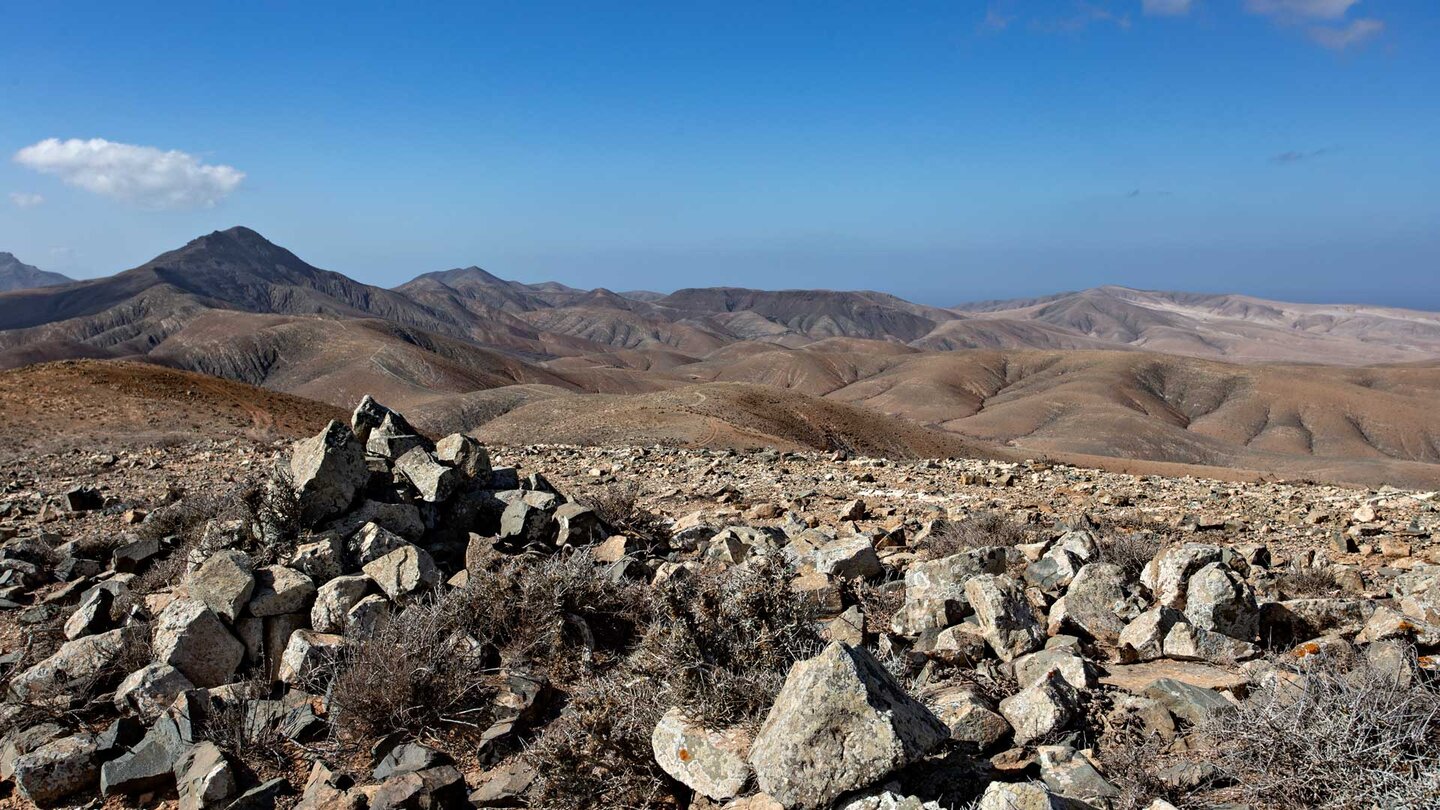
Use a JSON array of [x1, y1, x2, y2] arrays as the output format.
[[187, 549, 255, 623], [174, 741, 236, 810], [363, 545, 441, 600], [651, 707, 752, 800]]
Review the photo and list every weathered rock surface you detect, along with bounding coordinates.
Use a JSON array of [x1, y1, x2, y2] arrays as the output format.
[[748, 642, 947, 809]]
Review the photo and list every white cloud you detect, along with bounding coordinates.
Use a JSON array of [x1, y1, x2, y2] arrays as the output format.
[[1245, 0, 1360, 20], [8, 192, 44, 209], [1143, 0, 1193, 16], [1308, 17, 1384, 49], [13, 138, 244, 209]]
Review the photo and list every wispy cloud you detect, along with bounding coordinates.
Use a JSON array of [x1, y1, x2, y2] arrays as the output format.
[[1245, 0, 1383, 50], [1308, 17, 1383, 49], [13, 138, 244, 209], [1143, 0, 1193, 17], [1271, 147, 1333, 164], [8, 192, 44, 209], [1246, 0, 1360, 20], [1036, 1, 1133, 33]]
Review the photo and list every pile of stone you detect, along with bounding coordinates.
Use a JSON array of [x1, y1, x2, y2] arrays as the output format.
[[0, 396, 608, 808], [639, 517, 1440, 808]]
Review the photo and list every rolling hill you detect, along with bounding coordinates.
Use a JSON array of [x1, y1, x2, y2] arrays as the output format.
[[2, 226, 1439, 488]]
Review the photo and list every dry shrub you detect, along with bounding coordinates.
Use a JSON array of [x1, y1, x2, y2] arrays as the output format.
[[1097, 531, 1163, 581], [329, 587, 496, 740], [924, 511, 1030, 558], [641, 554, 822, 729], [582, 483, 669, 552], [1277, 564, 1339, 599], [195, 677, 292, 774], [523, 672, 673, 809], [330, 550, 650, 740], [1192, 648, 1440, 808]]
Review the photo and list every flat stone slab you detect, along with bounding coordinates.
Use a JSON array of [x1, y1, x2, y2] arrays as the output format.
[[1100, 660, 1248, 694]]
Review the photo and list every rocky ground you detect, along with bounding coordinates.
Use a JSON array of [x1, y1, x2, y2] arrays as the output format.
[[1, 396, 1439, 809]]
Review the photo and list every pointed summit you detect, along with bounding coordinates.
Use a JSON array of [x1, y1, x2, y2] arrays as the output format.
[[0, 252, 73, 293]]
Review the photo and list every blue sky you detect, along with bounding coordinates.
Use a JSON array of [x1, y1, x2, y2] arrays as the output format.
[[1, 1, 1436, 307]]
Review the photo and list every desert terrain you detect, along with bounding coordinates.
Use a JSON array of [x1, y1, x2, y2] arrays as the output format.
[[0, 227, 1438, 491]]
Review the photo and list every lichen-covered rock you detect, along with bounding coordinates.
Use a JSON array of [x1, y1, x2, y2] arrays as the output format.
[[395, 447, 459, 503], [813, 536, 883, 579], [1184, 562, 1258, 641], [1118, 606, 1186, 663], [435, 433, 491, 478], [115, 663, 195, 723], [278, 630, 345, 686], [748, 642, 947, 809], [1141, 544, 1223, 609], [926, 686, 1011, 750], [650, 707, 751, 800], [153, 599, 244, 688], [311, 575, 371, 633], [174, 741, 236, 810], [553, 502, 607, 547], [9, 628, 138, 702], [187, 549, 254, 622], [245, 565, 316, 617], [965, 574, 1044, 661], [13, 733, 98, 807], [1048, 562, 1139, 647], [891, 547, 1008, 636], [290, 420, 368, 526], [363, 545, 440, 600], [998, 668, 1079, 746]]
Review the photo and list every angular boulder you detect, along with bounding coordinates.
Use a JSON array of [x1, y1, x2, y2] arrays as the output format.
[[289, 420, 368, 526], [153, 599, 244, 688], [748, 642, 947, 809], [965, 574, 1044, 661]]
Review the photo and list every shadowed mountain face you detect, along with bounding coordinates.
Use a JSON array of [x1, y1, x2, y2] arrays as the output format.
[[0, 252, 72, 293], [2, 226, 1439, 487]]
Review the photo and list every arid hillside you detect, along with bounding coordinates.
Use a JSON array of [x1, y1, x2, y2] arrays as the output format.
[[2, 228, 1439, 488]]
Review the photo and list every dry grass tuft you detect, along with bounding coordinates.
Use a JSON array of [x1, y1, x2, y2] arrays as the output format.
[[641, 553, 823, 730], [582, 483, 670, 553], [924, 511, 1030, 558], [1193, 647, 1440, 808]]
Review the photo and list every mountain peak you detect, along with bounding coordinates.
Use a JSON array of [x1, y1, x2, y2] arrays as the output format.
[[0, 252, 73, 292]]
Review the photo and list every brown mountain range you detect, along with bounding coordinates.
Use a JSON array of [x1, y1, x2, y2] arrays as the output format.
[[2, 226, 1438, 488]]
